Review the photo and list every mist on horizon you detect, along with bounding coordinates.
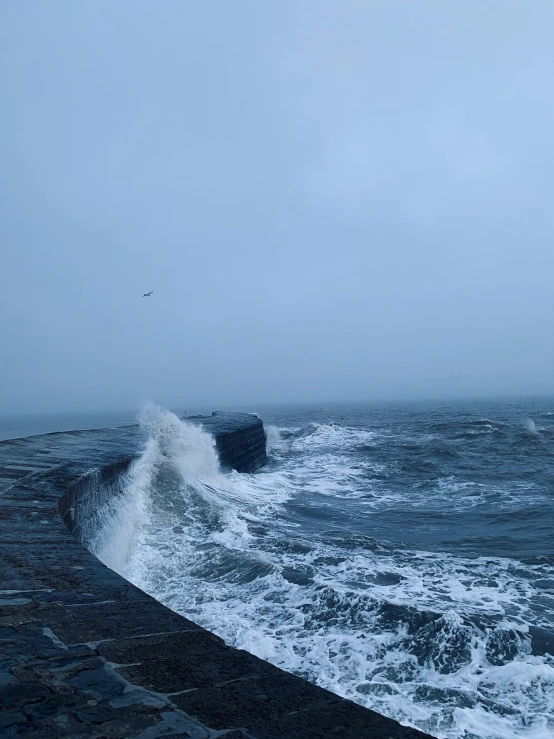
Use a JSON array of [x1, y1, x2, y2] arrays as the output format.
[[1, 2, 553, 415]]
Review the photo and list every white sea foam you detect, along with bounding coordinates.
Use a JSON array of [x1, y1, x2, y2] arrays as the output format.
[[90, 412, 554, 739], [291, 422, 378, 450]]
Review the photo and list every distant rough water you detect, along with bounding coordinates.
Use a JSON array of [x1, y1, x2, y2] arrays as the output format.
[[92, 399, 554, 739]]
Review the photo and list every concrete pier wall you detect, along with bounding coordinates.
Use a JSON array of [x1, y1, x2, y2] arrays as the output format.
[[0, 420, 434, 739], [187, 412, 267, 473]]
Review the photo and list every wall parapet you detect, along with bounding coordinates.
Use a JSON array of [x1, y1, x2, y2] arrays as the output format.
[[186, 412, 267, 472]]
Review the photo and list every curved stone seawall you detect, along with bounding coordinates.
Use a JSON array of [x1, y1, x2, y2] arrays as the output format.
[[186, 412, 267, 473], [0, 422, 434, 739]]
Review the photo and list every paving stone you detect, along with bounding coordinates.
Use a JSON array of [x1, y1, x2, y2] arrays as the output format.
[[0, 681, 52, 710], [97, 629, 224, 665], [68, 665, 125, 700], [244, 699, 434, 738], [0, 711, 26, 730], [118, 648, 272, 695], [172, 671, 332, 730]]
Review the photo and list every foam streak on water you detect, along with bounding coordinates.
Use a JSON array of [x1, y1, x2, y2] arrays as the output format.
[[92, 402, 554, 739]]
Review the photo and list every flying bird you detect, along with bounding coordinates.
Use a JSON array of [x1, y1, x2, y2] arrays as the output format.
[[142, 292, 153, 297]]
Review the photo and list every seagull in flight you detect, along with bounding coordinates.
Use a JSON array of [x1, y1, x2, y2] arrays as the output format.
[[142, 291, 153, 297]]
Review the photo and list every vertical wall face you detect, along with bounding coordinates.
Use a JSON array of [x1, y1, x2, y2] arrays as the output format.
[[187, 412, 267, 473], [58, 458, 132, 539]]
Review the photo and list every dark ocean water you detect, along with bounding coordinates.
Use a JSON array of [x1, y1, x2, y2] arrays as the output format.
[[6, 399, 554, 738], [261, 398, 554, 561]]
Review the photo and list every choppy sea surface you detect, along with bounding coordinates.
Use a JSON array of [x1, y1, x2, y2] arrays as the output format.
[[7, 399, 554, 738]]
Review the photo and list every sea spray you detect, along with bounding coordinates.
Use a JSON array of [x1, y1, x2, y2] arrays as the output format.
[[265, 424, 283, 455], [138, 405, 222, 484], [91, 406, 223, 573]]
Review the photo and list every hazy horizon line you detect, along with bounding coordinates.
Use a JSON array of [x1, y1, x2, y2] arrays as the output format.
[[2, 392, 553, 419]]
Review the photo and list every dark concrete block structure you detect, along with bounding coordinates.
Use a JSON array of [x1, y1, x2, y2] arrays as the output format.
[[0, 417, 435, 739], [186, 412, 267, 473]]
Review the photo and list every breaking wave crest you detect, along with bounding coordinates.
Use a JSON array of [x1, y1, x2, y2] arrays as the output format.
[[91, 406, 224, 573], [90, 406, 554, 739]]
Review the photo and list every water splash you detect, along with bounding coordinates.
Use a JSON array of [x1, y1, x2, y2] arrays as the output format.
[[265, 424, 284, 455], [91, 405, 223, 573], [524, 418, 539, 436]]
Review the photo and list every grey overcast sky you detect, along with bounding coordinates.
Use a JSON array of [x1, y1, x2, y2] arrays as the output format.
[[1, 1, 553, 414]]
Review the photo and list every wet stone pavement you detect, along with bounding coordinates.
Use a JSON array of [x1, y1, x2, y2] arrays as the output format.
[[0, 426, 435, 739]]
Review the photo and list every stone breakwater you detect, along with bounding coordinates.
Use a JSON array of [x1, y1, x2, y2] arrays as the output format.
[[186, 412, 267, 473], [0, 419, 435, 739]]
